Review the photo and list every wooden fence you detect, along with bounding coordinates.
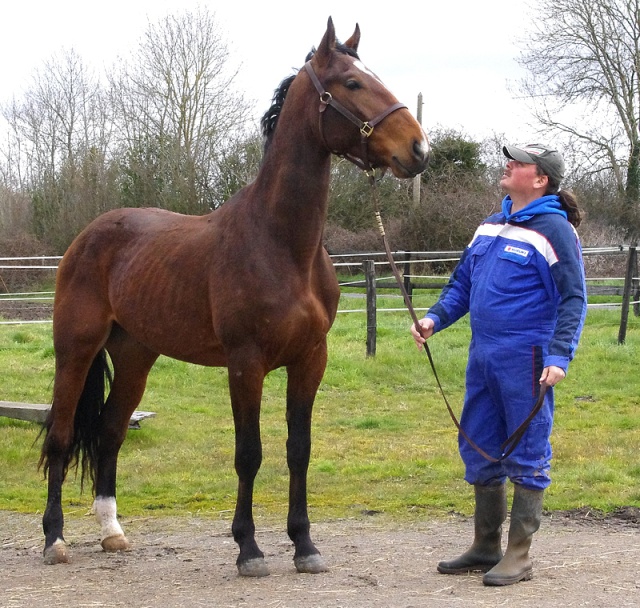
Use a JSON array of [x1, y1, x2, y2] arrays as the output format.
[[333, 245, 639, 355], [1, 247, 639, 353], [4, 247, 635, 424]]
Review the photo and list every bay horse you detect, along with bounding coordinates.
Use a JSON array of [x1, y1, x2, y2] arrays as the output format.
[[39, 18, 430, 576]]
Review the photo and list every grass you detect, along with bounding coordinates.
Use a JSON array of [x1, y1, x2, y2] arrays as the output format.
[[1, 297, 639, 524]]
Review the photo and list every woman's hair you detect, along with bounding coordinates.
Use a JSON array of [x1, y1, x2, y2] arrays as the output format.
[[538, 166, 582, 228], [557, 189, 582, 228]]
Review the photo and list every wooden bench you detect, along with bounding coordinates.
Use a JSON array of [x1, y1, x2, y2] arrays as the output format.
[[0, 401, 156, 428]]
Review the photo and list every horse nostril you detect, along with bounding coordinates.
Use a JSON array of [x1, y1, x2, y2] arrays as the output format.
[[413, 140, 430, 166]]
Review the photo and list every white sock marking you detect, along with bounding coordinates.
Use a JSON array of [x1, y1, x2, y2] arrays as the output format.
[[93, 496, 125, 540]]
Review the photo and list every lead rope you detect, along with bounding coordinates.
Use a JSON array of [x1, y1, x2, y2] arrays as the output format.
[[369, 173, 547, 462]]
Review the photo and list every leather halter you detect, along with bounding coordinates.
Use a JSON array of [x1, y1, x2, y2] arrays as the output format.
[[304, 61, 407, 172]]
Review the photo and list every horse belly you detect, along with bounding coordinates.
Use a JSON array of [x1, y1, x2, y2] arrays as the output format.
[[110, 287, 226, 366], [105, 255, 225, 366]]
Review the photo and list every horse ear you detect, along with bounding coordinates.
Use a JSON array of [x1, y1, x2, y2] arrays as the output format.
[[344, 24, 360, 51], [315, 17, 336, 65]]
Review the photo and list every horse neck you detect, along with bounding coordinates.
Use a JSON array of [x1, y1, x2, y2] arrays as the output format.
[[252, 104, 333, 260]]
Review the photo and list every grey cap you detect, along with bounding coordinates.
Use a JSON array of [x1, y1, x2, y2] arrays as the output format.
[[503, 143, 565, 183]]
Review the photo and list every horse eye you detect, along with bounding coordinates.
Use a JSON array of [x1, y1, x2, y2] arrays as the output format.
[[345, 80, 361, 91]]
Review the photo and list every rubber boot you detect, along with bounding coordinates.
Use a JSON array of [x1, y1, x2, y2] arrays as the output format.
[[483, 485, 544, 586], [437, 484, 507, 574]]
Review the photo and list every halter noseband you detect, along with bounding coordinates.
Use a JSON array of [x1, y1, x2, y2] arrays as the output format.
[[304, 61, 407, 173]]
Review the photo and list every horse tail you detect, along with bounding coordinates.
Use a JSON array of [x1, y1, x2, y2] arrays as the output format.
[[39, 350, 112, 492]]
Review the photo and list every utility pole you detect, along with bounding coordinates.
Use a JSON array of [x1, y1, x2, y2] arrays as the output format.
[[413, 92, 423, 206]]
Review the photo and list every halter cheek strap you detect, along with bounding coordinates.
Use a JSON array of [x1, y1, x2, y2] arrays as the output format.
[[304, 61, 407, 172]]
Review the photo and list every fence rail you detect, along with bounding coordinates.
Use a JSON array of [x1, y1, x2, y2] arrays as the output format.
[[352, 245, 639, 353], [1, 247, 639, 347]]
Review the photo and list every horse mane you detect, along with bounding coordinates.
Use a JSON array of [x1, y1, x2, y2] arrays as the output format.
[[260, 43, 360, 153], [260, 74, 297, 150]]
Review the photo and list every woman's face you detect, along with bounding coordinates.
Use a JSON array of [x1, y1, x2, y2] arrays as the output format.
[[500, 160, 546, 197]]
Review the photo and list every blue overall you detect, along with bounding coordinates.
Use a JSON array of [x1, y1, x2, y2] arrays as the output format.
[[425, 195, 587, 490]]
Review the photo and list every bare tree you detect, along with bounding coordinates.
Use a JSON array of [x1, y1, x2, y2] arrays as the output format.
[[2, 49, 110, 187], [0, 8, 252, 250], [0, 50, 117, 249], [111, 7, 251, 212], [518, 0, 640, 208]]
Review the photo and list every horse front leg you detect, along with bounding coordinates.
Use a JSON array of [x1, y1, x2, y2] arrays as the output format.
[[227, 355, 268, 577], [286, 347, 329, 574]]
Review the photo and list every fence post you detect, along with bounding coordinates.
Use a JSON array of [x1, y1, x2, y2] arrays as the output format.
[[618, 244, 637, 344], [633, 248, 640, 317], [402, 252, 412, 302], [363, 260, 376, 357]]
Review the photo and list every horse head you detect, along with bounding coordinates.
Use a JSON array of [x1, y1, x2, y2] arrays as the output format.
[[306, 17, 430, 178]]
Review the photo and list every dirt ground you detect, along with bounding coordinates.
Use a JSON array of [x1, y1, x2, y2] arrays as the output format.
[[1, 508, 638, 608]]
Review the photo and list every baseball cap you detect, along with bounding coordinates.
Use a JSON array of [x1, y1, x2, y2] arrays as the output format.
[[503, 143, 565, 183]]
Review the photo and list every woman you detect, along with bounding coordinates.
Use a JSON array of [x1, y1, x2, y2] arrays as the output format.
[[411, 143, 587, 586]]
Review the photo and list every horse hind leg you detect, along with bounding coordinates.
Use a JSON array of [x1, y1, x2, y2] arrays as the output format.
[[93, 496, 129, 552], [42, 349, 111, 565], [93, 334, 158, 553]]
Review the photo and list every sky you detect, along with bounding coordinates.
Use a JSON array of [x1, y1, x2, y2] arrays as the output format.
[[0, 0, 538, 144]]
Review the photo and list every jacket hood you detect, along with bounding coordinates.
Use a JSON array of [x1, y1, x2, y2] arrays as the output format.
[[501, 194, 567, 222]]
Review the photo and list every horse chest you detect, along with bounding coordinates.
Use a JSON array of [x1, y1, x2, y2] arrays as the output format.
[[263, 288, 332, 329]]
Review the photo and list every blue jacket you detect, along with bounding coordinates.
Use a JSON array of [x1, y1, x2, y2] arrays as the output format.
[[425, 195, 587, 373]]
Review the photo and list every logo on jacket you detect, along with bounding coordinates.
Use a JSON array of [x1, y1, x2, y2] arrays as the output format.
[[504, 245, 530, 258]]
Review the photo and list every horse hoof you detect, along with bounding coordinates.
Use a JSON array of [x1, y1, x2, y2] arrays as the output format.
[[101, 534, 131, 552], [237, 557, 270, 577], [294, 553, 328, 574], [43, 539, 70, 565]]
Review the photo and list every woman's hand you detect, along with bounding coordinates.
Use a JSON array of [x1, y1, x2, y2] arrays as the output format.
[[540, 365, 566, 387], [410, 318, 435, 350]]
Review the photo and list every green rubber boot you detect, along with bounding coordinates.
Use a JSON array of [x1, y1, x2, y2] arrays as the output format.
[[437, 484, 507, 574], [483, 485, 544, 586]]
